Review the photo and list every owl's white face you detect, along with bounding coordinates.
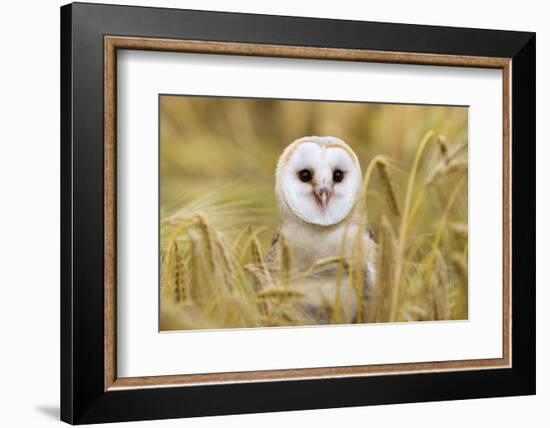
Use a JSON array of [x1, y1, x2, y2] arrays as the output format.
[[276, 137, 362, 226]]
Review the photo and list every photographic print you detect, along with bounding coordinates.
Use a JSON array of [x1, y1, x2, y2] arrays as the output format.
[[160, 95, 468, 331]]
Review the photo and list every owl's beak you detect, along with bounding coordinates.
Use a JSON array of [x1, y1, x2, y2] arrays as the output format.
[[314, 187, 332, 210]]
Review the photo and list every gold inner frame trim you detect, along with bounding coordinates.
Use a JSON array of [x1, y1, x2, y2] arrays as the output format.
[[104, 35, 512, 391]]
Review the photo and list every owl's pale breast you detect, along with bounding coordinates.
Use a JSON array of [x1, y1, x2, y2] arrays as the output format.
[[281, 220, 355, 272], [278, 219, 376, 323]]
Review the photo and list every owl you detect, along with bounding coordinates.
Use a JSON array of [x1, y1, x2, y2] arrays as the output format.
[[267, 136, 376, 323]]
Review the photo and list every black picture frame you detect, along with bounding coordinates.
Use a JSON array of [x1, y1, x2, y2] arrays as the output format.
[[61, 2, 535, 424]]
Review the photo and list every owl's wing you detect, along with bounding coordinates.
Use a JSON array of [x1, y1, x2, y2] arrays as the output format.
[[264, 231, 281, 273], [362, 229, 377, 293], [365, 224, 375, 241]]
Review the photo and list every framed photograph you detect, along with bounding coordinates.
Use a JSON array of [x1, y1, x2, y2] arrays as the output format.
[[60, 2, 535, 424]]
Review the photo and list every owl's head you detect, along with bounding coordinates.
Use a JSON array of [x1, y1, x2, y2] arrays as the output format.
[[275, 136, 362, 226]]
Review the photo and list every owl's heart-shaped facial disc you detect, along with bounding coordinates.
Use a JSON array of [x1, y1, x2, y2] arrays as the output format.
[[276, 137, 362, 226]]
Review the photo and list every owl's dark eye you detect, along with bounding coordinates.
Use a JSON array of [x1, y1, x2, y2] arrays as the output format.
[[298, 169, 312, 182], [333, 169, 344, 183]]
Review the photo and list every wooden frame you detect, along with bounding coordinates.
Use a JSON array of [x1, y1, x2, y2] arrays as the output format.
[[104, 35, 512, 390], [62, 2, 535, 424]]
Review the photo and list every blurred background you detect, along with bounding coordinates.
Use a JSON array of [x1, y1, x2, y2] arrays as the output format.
[[160, 95, 467, 248]]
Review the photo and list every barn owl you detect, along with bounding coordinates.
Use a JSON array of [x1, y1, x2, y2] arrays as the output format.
[[268, 136, 376, 323]]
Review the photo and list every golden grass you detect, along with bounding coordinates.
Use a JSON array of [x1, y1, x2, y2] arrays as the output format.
[[160, 130, 468, 330]]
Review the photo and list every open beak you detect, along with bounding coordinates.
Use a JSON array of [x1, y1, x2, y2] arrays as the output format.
[[314, 187, 332, 210]]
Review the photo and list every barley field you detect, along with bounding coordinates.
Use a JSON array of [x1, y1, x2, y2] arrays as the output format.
[[160, 95, 468, 331]]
